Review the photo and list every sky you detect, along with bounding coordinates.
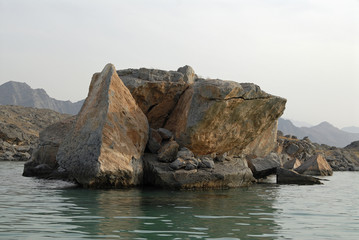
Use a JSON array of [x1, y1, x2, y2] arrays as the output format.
[[0, 0, 358, 128]]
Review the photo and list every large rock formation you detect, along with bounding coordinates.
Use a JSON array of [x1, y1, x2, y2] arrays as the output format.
[[56, 64, 149, 188], [164, 79, 286, 156], [23, 64, 288, 189]]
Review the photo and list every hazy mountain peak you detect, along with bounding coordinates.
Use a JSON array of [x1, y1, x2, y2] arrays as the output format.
[[278, 118, 359, 147], [0, 81, 84, 115]]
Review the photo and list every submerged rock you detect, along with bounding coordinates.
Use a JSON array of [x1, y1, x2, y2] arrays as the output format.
[[276, 168, 322, 185], [57, 64, 149, 188]]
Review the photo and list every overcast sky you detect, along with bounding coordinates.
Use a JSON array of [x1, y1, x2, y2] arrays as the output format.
[[0, 0, 358, 128]]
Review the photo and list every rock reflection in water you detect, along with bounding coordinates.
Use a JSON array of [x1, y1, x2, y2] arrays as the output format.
[[59, 185, 281, 239]]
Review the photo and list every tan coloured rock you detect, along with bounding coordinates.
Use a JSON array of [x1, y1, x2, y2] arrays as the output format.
[[57, 64, 149, 187], [164, 79, 286, 156], [117, 67, 191, 129], [295, 154, 333, 176], [283, 158, 302, 170]]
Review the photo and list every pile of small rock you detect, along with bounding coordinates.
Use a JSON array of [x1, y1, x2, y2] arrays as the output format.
[[146, 127, 215, 171]]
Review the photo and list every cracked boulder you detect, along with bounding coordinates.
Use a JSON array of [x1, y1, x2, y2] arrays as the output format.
[[57, 64, 149, 188], [164, 78, 286, 156], [295, 154, 333, 176], [117, 66, 193, 129]]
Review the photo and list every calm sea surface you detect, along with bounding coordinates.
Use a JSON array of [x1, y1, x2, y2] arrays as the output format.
[[0, 162, 358, 240]]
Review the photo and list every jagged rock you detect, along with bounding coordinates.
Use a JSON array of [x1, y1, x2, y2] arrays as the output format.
[[283, 158, 302, 170], [158, 128, 173, 140], [295, 154, 333, 176], [23, 116, 75, 178], [147, 128, 162, 153], [158, 140, 179, 162], [247, 153, 281, 179], [117, 67, 190, 129], [143, 153, 255, 189], [177, 65, 197, 84], [285, 143, 300, 156], [164, 79, 286, 156], [57, 64, 149, 188], [276, 168, 322, 185]]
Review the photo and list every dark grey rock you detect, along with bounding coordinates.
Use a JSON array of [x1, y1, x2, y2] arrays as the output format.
[[158, 128, 173, 140], [276, 168, 322, 185], [147, 128, 162, 153]]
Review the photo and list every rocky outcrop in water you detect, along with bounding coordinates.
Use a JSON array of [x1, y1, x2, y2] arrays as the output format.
[[0, 105, 69, 162], [23, 64, 287, 189], [56, 64, 149, 188]]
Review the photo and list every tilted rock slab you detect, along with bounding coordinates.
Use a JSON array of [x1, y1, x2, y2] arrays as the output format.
[[164, 79, 286, 156], [57, 64, 149, 187], [295, 154, 333, 176]]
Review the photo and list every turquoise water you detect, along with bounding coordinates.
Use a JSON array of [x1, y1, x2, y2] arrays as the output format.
[[0, 162, 358, 240]]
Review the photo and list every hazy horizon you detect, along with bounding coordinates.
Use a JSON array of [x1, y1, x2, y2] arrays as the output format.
[[1, 0, 358, 128]]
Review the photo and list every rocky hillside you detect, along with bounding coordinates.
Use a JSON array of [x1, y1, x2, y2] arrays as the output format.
[[278, 118, 359, 147], [276, 131, 359, 171], [0, 105, 70, 161], [0, 81, 84, 115]]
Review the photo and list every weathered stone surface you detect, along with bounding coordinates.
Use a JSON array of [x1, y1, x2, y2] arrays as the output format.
[[283, 158, 302, 170], [276, 168, 322, 185], [247, 153, 281, 179], [164, 79, 286, 156], [23, 116, 75, 178], [158, 140, 179, 162], [295, 154, 333, 176], [177, 65, 197, 84], [147, 128, 162, 153], [117, 68, 190, 129], [57, 64, 149, 188], [143, 153, 255, 189]]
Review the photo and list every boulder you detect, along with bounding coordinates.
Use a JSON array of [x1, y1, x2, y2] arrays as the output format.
[[164, 79, 286, 156], [276, 168, 322, 185], [157, 140, 179, 162], [23, 116, 75, 178], [283, 158, 302, 170], [117, 67, 190, 129], [143, 153, 255, 189], [158, 128, 173, 140], [247, 153, 281, 179], [295, 154, 333, 176], [57, 64, 149, 188]]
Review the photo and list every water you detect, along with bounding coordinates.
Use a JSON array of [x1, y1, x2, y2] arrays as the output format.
[[1, 162, 358, 240]]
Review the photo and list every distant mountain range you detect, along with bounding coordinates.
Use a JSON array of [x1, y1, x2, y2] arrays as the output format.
[[342, 126, 359, 134], [278, 118, 359, 148], [0, 81, 84, 115]]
